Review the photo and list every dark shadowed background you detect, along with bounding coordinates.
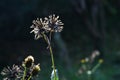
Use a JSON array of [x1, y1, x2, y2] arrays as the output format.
[[0, 0, 120, 80]]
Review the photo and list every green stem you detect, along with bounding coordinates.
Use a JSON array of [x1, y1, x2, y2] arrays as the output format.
[[27, 75, 32, 80], [49, 46, 57, 79], [22, 66, 27, 80], [43, 34, 56, 80], [91, 62, 101, 73]]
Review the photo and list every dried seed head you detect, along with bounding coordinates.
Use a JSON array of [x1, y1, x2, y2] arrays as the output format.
[[24, 55, 34, 68], [44, 14, 64, 32], [30, 14, 64, 40], [30, 18, 47, 39], [31, 64, 40, 76], [1, 65, 22, 80], [49, 14, 64, 32]]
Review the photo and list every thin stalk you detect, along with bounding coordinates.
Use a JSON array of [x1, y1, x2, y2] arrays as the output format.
[[49, 45, 57, 79], [22, 66, 27, 80], [27, 75, 32, 80], [42, 34, 56, 80], [91, 62, 101, 73]]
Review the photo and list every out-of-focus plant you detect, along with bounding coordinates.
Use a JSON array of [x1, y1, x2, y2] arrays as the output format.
[[77, 50, 103, 80]]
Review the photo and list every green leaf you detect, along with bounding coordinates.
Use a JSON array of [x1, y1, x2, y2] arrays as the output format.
[[51, 69, 59, 80]]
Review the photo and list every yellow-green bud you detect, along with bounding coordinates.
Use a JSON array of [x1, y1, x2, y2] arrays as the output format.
[[80, 59, 85, 63], [31, 64, 40, 76], [99, 59, 104, 63]]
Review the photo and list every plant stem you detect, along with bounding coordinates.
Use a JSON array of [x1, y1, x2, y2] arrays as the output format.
[[49, 45, 57, 79], [27, 75, 32, 80], [22, 66, 27, 80], [91, 62, 101, 73], [43, 34, 56, 80]]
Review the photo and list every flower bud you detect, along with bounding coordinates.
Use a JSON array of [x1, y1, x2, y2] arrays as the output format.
[[24, 55, 34, 68], [31, 64, 40, 76], [99, 59, 104, 63], [80, 59, 85, 63]]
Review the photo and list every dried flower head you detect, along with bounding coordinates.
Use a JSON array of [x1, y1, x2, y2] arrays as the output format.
[[31, 64, 40, 76], [23, 55, 34, 68], [44, 14, 64, 32], [30, 18, 47, 39], [30, 14, 64, 40], [1, 65, 22, 80]]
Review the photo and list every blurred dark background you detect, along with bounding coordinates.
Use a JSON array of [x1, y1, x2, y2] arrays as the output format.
[[0, 0, 120, 80]]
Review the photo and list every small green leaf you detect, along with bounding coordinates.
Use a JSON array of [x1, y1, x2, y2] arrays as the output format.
[[51, 69, 59, 80]]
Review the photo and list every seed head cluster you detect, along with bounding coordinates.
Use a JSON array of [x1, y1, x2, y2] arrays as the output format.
[[1, 65, 22, 80], [30, 14, 64, 40], [1, 55, 40, 80]]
